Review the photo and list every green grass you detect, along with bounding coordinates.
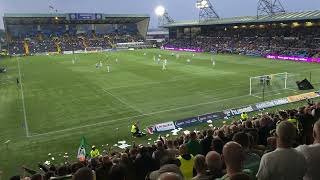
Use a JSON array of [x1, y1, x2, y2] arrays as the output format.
[[0, 49, 320, 178]]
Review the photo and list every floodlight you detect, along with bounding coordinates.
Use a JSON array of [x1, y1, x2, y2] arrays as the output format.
[[155, 6, 165, 16], [196, 0, 209, 9]]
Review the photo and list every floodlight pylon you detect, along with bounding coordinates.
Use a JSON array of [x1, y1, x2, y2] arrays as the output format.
[[158, 11, 175, 26], [196, 0, 219, 21], [257, 0, 285, 18]]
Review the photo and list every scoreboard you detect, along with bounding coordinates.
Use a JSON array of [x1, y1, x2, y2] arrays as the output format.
[[69, 13, 103, 20]]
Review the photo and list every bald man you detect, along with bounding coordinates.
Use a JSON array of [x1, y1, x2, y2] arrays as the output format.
[[296, 120, 320, 180], [257, 121, 307, 180], [205, 151, 223, 179], [158, 172, 183, 180], [221, 141, 254, 179]]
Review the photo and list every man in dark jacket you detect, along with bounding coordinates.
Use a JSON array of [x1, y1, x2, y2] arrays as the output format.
[[200, 129, 214, 156]]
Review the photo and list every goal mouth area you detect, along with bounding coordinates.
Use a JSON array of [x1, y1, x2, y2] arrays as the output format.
[[249, 72, 299, 98]]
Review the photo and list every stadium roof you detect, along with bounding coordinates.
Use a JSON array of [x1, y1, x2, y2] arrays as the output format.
[[3, 13, 150, 25], [163, 10, 320, 28]]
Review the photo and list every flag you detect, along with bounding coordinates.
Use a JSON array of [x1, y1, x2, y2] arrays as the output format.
[[77, 136, 90, 161]]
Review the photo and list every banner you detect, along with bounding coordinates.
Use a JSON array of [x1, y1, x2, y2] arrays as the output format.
[[223, 105, 255, 117], [287, 92, 320, 103], [69, 13, 102, 20], [253, 98, 289, 110], [198, 112, 226, 123], [154, 121, 175, 132], [174, 116, 199, 128], [161, 46, 204, 53], [266, 55, 320, 64]]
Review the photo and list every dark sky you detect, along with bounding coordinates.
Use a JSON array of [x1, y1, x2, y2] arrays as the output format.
[[0, 0, 320, 29]]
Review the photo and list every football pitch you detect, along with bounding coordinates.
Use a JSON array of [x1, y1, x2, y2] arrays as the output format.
[[0, 49, 320, 175]]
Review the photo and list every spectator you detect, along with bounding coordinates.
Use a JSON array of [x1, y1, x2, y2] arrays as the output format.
[[158, 172, 183, 180], [153, 141, 170, 166], [134, 147, 157, 180], [95, 155, 112, 180], [149, 164, 183, 180], [119, 153, 136, 180], [192, 155, 211, 180], [177, 144, 195, 179], [232, 132, 261, 175], [109, 164, 125, 180], [200, 129, 214, 156], [187, 132, 202, 156], [211, 137, 224, 154], [205, 151, 224, 179], [219, 141, 254, 180], [30, 174, 42, 180], [229, 173, 251, 180], [166, 140, 179, 160], [257, 121, 307, 180], [296, 120, 320, 180], [73, 167, 94, 180]]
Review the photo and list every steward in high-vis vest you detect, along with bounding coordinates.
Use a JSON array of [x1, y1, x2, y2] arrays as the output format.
[[90, 145, 100, 158], [241, 112, 248, 122], [177, 144, 195, 179], [131, 121, 146, 137], [131, 123, 139, 135], [287, 117, 303, 135]]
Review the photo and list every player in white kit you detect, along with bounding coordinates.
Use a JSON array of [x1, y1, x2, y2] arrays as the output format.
[[211, 57, 216, 67], [162, 59, 167, 70]]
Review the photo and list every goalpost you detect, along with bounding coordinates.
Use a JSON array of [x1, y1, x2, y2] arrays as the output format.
[[84, 47, 103, 53], [249, 72, 297, 96]]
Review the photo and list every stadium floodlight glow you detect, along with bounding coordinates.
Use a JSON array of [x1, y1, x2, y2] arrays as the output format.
[[196, 0, 219, 21], [155, 6, 165, 16], [155, 6, 175, 26], [196, 0, 209, 8]]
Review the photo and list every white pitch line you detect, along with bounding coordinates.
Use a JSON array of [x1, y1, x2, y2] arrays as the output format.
[[17, 58, 30, 137], [29, 93, 254, 138], [102, 89, 144, 115]]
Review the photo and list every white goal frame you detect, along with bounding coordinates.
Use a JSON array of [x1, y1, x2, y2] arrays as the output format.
[[249, 72, 289, 95]]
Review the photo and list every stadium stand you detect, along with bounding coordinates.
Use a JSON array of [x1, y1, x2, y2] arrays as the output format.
[[9, 100, 320, 180], [3, 13, 150, 55], [3, 10, 320, 180], [163, 10, 320, 58]]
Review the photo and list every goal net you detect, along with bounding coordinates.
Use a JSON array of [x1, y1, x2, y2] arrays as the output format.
[[84, 47, 103, 53], [249, 72, 298, 96]]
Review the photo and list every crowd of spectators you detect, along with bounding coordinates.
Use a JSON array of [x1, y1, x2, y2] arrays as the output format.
[[8, 32, 144, 55], [9, 101, 320, 180], [165, 26, 320, 58]]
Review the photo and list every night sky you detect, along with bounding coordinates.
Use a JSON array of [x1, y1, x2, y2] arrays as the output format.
[[0, 0, 319, 28]]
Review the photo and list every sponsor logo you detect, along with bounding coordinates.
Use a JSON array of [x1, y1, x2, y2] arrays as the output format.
[[223, 106, 254, 117], [155, 121, 176, 132]]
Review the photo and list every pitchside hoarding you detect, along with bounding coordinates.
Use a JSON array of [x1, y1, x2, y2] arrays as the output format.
[[266, 55, 320, 63], [148, 91, 320, 133], [161, 46, 204, 52]]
